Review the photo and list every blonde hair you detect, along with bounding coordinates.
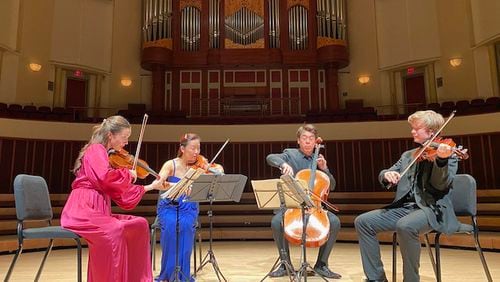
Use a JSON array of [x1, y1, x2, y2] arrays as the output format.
[[72, 115, 130, 174], [407, 110, 444, 132], [296, 124, 318, 138], [177, 133, 201, 157]]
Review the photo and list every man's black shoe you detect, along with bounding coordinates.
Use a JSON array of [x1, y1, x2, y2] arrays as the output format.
[[268, 267, 287, 277], [313, 265, 342, 279]]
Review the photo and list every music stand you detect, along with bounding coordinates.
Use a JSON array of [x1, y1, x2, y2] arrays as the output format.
[[280, 175, 328, 282], [252, 178, 302, 282], [161, 168, 204, 200], [161, 168, 204, 282], [189, 174, 247, 282]]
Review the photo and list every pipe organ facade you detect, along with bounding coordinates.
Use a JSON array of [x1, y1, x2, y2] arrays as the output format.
[[141, 0, 349, 116], [143, 0, 173, 49]]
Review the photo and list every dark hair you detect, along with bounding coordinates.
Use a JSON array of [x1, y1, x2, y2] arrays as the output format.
[[296, 124, 317, 138], [177, 133, 201, 157]]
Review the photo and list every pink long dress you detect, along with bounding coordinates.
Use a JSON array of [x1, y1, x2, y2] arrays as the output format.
[[61, 143, 152, 282]]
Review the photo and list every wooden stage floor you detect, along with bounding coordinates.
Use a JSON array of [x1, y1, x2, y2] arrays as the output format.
[[1, 241, 498, 281]]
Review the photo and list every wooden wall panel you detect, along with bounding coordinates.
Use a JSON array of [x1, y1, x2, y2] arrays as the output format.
[[1, 140, 14, 193], [1, 133, 499, 194]]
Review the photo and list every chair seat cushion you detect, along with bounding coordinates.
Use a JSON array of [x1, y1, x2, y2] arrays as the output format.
[[23, 226, 80, 239], [457, 223, 473, 233]]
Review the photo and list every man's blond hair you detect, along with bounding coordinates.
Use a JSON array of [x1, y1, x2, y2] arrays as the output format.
[[407, 110, 444, 132]]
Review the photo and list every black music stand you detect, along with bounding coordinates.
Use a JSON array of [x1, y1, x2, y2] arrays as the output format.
[[189, 174, 247, 282], [280, 175, 329, 282], [252, 178, 301, 282]]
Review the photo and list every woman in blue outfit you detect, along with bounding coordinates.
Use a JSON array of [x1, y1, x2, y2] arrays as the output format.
[[156, 133, 223, 282]]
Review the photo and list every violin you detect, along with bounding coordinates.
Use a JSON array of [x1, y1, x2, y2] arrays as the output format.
[[413, 137, 469, 162], [108, 114, 162, 180], [162, 150, 226, 200], [108, 148, 160, 179], [385, 110, 466, 190], [283, 137, 338, 248], [191, 155, 224, 175]]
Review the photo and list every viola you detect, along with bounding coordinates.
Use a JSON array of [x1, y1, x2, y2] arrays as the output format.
[[108, 148, 160, 179], [413, 137, 469, 162], [283, 137, 338, 248]]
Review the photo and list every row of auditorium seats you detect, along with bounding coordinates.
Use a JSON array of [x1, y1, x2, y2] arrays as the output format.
[[0, 103, 73, 121], [378, 97, 500, 121], [423, 97, 500, 115], [307, 97, 500, 122], [1, 97, 499, 124]]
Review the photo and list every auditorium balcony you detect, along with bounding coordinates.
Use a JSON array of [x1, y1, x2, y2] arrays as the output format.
[[0, 96, 499, 125]]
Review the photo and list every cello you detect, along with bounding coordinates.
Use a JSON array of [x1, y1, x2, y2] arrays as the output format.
[[283, 138, 335, 248]]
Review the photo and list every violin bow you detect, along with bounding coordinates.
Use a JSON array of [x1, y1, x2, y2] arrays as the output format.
[[309, 192, 339, 212], [132, 114, 149, 172], [208, 138, 230, 166], [386, 110, 456, 190]]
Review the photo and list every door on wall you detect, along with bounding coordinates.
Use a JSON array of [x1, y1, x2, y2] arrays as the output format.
[[404, 74, 426, 113], [65, 78, 87, 120]]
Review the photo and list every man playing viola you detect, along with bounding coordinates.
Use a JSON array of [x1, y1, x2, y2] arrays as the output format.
[[355, 110, 461, 282], [266, 124, 342, 279]]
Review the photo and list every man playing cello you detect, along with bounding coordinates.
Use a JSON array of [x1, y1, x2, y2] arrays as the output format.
[[266, 124, 342, 279]]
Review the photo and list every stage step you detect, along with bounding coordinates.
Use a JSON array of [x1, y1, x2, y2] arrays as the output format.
[[2, 227, 499, 254]]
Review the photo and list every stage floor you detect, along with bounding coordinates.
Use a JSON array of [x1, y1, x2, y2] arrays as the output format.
[[1, 241, 498, 281]]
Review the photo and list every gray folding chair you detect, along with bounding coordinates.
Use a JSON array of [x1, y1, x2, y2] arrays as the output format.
[[392, 174, 493, 282], [4, 174, 82, 282]]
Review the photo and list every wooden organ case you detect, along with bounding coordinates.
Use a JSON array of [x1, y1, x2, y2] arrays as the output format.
[[141, 0, 349, 118]]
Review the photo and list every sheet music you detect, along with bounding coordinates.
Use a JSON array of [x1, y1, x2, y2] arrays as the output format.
[[160, 167, 204, 200], [280, 174, 315, 208]]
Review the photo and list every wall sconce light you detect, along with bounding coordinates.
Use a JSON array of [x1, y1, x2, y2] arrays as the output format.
[[358, 75, 370, 85], [120, 79, 132, 87], [29, 63, 42, 72], [449, 58, 462, 67]]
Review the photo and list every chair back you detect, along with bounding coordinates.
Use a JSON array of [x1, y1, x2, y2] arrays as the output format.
[[449, 174, 476, 216], [13, 174, 53, 221]]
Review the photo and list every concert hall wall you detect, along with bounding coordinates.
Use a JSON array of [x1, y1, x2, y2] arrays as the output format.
[[1, 114, 499, 194], [2, 1, 499, 114]]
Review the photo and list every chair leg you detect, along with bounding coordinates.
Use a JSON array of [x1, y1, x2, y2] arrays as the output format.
[[472, 217, 493, 282], [35, 239, 54, 281], [434, 233, 442, 282], [424, 233, 437, 277], [198, 232, 202, 268], [392, 232, 397, 282], [4, 243, 24, 281], [193, 227, 203, 277], [193, 230, 197, 278], [75, 238, 83, 282], [151, 226, 157, 271]]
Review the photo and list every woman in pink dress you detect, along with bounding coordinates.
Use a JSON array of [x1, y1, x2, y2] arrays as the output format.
[[61, 116, 164, 282]]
